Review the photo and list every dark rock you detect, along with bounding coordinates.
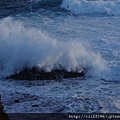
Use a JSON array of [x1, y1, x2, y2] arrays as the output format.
[[0, 95, 3, 113], [5, 67, 85, 80], [99, 106, 103, 110], [14, 100, 19, 103], [0, 95, 10, 120], [32, 104, 39, 107]]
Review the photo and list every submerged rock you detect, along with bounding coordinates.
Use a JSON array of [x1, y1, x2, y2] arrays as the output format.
[[32, 104, 39, 107], [5, 67, 85, 80], [14, 100, 20, 103]]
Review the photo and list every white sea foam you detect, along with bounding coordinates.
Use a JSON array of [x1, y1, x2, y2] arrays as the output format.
[[0, 17, 106, 77], [61, 0, 120, 15]]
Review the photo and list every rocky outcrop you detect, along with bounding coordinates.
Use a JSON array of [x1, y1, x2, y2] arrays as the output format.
[[5, 67, 85, 80], [0, 95, 10, 120]]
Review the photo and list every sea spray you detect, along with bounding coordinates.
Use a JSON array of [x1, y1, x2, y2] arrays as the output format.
[[0, 17, 106, 77]]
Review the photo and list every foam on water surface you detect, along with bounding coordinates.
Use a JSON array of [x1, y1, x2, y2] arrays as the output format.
[[1, 78, 120, 113], [61, 0, 120, 15]]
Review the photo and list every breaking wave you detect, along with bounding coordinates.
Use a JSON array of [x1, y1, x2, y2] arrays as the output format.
[[61, 0, 120, 15], [1, 0, 120, 17], [0, 17, 106, 77]]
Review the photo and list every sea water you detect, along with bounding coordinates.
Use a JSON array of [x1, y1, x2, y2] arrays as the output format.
[[0, 0, 120, 113]]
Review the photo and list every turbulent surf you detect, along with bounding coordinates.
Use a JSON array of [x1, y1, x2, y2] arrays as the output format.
[[0, 0, 120, 114]]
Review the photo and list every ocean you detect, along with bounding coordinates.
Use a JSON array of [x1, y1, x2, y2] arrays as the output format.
[[0, 0, 120, 113]]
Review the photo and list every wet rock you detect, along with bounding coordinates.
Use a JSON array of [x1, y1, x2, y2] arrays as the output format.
[[0, 95, 3, 113], [99, 106, 103, 110], [14, 100, 20, 103], [0, 95, 10, 120], [5, 67, 85, 80], [32, 104, 39, 107]]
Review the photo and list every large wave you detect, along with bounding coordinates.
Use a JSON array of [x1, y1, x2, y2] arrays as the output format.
[[61, 0, 120, 15], [0, 17, 106, 78]]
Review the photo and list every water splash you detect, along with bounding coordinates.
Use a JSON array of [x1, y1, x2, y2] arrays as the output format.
[[0, 17, 106, 77]]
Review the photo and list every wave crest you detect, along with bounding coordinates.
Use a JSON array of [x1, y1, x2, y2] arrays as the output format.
[[61, 0, 120, 15], [0, 17, 106, 77]]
